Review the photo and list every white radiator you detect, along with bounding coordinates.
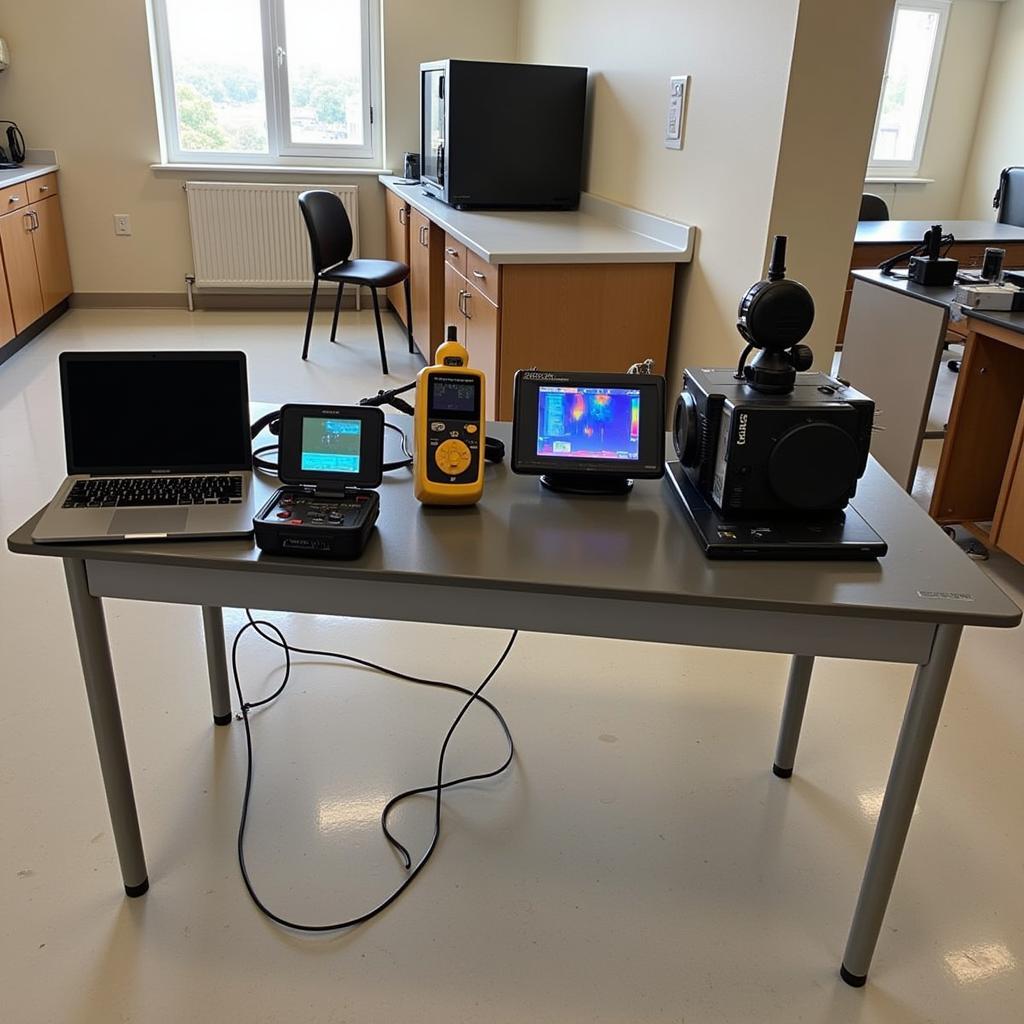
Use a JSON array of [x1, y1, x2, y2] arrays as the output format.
[[184, 181, 359, 289]]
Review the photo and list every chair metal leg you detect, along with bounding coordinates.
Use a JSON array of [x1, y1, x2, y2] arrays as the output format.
[[404, 276, 415, 354], [302, 277, 319, 360], [330, 281, 344, 343], [371, 287, 389, 376]]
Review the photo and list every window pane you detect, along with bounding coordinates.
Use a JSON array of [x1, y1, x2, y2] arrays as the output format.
[[872, 6, 940, 162], [165, 0, 268, 154], [284, 0, 364, 146]]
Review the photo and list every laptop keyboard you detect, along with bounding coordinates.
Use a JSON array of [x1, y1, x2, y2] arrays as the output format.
[[62, 475, 243, 509]]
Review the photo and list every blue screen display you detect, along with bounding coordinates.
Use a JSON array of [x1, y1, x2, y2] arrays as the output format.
[[536, 387, 641, 461], [300, 417, 361, 473]]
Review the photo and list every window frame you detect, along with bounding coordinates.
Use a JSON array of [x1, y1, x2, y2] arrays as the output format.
[[867, 0, 950, 177], [148, 0, 383, 167]]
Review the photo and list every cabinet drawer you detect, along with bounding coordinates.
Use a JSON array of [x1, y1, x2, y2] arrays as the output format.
[[443, 233, 467, 277], [466, 249, 500, 306], [0, 182, 29, 214], [27, 173, 58, 203]]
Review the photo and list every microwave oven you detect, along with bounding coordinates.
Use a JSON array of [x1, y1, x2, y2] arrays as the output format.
[[420, 59, 587, 210]]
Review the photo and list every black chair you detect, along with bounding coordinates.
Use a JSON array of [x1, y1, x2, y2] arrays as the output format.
[[858, 193, 890, 221], [297, 190, 413, 374], [993, 166, 1024, 228]]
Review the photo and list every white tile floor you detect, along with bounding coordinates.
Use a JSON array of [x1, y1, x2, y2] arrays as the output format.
[[2, 308, 1023, 1024]]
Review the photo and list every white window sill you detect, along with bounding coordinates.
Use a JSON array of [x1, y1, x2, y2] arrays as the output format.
[[151, 163, 393, 176], [864, 176, 935, 185]]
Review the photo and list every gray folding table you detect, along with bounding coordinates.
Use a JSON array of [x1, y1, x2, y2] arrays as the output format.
[[8, 418, 1021, 987]]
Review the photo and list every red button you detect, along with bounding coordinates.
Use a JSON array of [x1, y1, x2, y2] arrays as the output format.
[[289, 518, 303, 525], [277, 511, 291, 519]]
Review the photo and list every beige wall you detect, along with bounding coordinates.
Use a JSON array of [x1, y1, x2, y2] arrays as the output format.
[[959, 0, 1024, 217], [867, 0, 1000, 220], [767, 0, 895, 363], [0, 0, 517, 299], [516, 0, 801, 377], [517, 0, 894, 376], [382, 0, 518, 171]]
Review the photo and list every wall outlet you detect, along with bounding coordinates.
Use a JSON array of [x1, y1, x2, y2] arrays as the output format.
[[665, 75, 688, 150], [113, 214, 132, 236]]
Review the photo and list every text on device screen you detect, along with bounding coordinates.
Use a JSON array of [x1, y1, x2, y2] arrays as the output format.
[[300, 417, 362, 473], [536, 387, 641, 460], [429, 376, 479, 416]]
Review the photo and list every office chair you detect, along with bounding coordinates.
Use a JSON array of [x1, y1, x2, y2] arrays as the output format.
[[858, 193, 890, 221], [297, 190, 414, 374], [993, 167, 1024, 227]]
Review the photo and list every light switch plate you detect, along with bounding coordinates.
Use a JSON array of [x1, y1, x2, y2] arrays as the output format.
[[665, 75, 688, 150]]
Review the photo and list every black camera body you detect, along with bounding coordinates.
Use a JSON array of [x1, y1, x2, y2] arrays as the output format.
[[674, 368, 874, 515]]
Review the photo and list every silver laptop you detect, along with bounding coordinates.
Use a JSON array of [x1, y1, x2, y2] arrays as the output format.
[[33, 351, 255, 543]]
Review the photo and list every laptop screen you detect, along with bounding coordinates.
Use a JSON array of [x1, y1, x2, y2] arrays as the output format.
[[60, 352, 251, 474]]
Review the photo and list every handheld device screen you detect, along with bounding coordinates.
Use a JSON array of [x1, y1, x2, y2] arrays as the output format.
[[429, 376, 479, 417], [300, 417, 362, 474], [536, 386, 641, 461]]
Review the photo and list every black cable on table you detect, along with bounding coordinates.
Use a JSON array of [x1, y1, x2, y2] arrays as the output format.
[[230, 611, 518, 931]]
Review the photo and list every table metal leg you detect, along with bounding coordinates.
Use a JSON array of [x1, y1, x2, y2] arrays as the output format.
[[773, 655, 814, 778], [202, 606, 232, 725], [840, 623, 962, 986], [63, 559, 149, 897]]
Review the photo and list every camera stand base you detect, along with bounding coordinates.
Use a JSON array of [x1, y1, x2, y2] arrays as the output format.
[[665, 462, 887, 560]]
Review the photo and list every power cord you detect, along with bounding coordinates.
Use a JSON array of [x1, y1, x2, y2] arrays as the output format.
[[231, 610, 519, 930]]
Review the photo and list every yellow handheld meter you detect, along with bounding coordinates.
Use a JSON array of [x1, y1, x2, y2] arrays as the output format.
[[414, 326, 486, 505]]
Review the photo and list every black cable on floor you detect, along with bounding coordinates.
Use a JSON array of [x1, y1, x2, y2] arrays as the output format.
[[230, 611, 518, 931]]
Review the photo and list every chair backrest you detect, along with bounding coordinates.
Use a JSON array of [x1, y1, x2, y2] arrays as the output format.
[[993, 167, 1024, 228], [858, 193, 890, 221], [298, 190, 354, 274]]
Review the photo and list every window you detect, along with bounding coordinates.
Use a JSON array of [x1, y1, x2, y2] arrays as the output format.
[[148, 0, 382, 166], [868, 0, 949, 175]]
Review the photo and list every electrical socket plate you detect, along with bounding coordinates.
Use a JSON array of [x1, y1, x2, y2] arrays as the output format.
[[113, 213, 132, 236], [665, 75, 688, 150]]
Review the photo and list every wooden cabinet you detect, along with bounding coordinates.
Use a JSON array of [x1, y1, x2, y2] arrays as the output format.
[[384, 189, 410, 326], [0, 249, 15, 344], [409, 208, 444, 361], [0, 208, 44, 333], [0, 172, 73, 357], [445, 260, 499, 417], [32, 196, 73, 312], [463, 282, 499, 417]]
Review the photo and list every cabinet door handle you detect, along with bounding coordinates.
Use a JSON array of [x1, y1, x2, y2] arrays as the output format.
[[39, 185, 50, 193], [8, 195, 21, 204], [419, 224, 428, 246], [472, 270, 485, 280], [462, 289, 472, 319], [457, 289, 465, 315], [398, 207, 406, 225], [31, 210, 40, 230], [23, 212, 33, 231], [445, 247, 459, 257]]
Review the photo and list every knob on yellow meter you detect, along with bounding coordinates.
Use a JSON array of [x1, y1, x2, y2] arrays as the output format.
[[414, 326, 486, 505]]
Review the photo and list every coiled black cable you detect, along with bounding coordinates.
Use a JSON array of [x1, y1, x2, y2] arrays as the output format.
[[231, 611, 518, 930]]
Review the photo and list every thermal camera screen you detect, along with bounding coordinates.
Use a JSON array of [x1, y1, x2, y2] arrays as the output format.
[[536, 387, 641, 461]]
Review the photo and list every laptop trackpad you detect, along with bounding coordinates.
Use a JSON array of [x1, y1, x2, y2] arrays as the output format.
[[108, 509, 189, 536]]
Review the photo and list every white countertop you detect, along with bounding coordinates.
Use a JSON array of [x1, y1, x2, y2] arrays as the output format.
[[0, 162, 58, 188], [379, 175, 693, 266]]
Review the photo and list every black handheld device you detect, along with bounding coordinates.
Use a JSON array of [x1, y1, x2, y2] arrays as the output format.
[[510, 370, 665, 494], [254, 404, 385, 559]]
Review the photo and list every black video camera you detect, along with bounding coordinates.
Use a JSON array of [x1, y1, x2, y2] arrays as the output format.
[[673, 236, 875, 516]]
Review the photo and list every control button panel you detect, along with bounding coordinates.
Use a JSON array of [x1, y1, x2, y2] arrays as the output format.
[[425, 418, 481, 484]]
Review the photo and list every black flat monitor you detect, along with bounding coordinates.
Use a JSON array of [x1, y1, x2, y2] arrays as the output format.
[[510, 370, 665, 495]]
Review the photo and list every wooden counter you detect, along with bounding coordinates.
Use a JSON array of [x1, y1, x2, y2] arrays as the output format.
[[380, 176, 693, 419]]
